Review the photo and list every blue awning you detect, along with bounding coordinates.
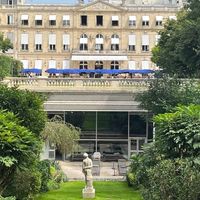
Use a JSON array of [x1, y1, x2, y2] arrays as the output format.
[[45, 68, 62, 74], [20, 68, 42, 74]]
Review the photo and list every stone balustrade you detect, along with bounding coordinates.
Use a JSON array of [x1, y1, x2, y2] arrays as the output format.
[[2, 77, 151, 91]]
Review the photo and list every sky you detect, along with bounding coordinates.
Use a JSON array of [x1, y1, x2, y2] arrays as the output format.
[[26, 0, 89, 4]]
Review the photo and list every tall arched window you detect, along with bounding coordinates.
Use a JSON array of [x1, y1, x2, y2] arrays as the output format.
[[111, 61, 119, 69], [80, 34, 88, 51], [79, 61, 88, 69], [95, 34, 103, 51], [111, 34, 119, 51], [95, 61, 103, 69]]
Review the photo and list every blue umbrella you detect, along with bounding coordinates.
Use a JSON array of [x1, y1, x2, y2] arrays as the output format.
[[45, 68, 61, 74], [20, 68, 42, 74]]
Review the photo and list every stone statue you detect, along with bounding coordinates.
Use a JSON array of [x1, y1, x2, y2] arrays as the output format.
[[82, 153, 95, 198], [82, 153, 93, 189]]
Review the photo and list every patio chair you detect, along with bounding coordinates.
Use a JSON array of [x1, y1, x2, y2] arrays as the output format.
[[118, 159, 127, 176]]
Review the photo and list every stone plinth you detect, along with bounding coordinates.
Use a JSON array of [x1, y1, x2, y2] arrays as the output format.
[[82, 187, 95, 199]]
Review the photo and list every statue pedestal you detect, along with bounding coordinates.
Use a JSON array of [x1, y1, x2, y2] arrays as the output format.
[[82, 187, 95, 199]]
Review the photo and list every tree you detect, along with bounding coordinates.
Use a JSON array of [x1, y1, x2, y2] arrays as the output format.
[[0, 110, 41, 194], [0, 84, 47, 136], [151, 0, 200, 77], [154, 105, 200, 159], [0, 33, 21, 79], [0, 56, 22, 79], [41, 115, 80, 159], [135, 77, 200, 115], [0, 34, 13, 53]]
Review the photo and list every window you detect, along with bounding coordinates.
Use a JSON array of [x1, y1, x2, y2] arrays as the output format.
[[49, 15, 56, 26], [8, 0, 13, 5], [49, 33, 56, 51], [112, 16, 119, 26], [63, 15, 70, 26], [21, 60, 29, 69], [63, 60, 70, 69], [21, 33, 28, 51], [111, 34, 119, 51], [142, 16, 149, 26], [155, 34, 161, 45], [95, 61, 103, 69], [79, 34, 88, 50], [21, 15, 28, 26], [81, 15, 87, 26], [128, 34, 136, 51], [35, 60, 42, 69], [80, 61, 88, 69], [35, 15, 42, 26], [169, 16, 177, 20], [63, 34, 70, 51], [7, 15, 14, 25], [111, 61, 119, 69], [128, 61, 136, 69], [96, 15, 103, 26], [141, 61, 149, 69], [35, 33, 42, 51], [48, 60, 56, 69], [156, 16, 163, 26], [129, 16, 136, 26], [7, 32, 14, 43], [142, 35, 149, 52], [95, 34, 103, 50]]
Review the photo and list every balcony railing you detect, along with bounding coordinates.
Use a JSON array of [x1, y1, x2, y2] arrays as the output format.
[[2, 77, 151, 92]]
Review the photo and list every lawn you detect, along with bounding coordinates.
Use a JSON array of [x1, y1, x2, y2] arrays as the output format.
[[35, 181, 142, 200]]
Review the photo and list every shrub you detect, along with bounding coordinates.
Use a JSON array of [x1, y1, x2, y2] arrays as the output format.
[[0, 197, 15, 200], [141, 159, 200, 200], [4, 169, 41, 200], [37, 160, 51, 192]]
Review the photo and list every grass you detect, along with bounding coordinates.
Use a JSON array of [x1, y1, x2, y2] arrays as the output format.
[[35, 181, 142, 200]]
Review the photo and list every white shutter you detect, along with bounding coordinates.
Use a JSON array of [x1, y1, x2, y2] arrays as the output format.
[[7, 32, 14, 43], [111, 38, 119, 44], [142, 16, 149, 21], [128, 61, 136, 69], [35, 33, 42, 44], [129, 16, 136, 21], [63, 34, 70, 45], [21, 33, 28, 44], [35, 60, 42, 69], [128, 34, 136, 45], [63, 15, 70, 20], [142, 35, 149, 45], [21, 60, 29, 69], [49, 15, 56, 20], [49, 60, 56, 68], [112, 16, 119, 21], [155, 34, 161, 45], [21, 15, 28, 20], [49, 34, 56, 45], [80, 38, 88, 44], [141, 61, 149, 69], [156, 16, 163, 21], [35, 15, 42, 20], [169, 16, 177, 20], [63, 60, 70, 69], [96, 38, 103, 44]]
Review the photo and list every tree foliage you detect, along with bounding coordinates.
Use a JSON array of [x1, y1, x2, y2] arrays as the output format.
[[0, 33, 21, 79], [154, 104, 200, 159], [0, 84, 47, 136], [0, 110, 41, 194], [41, 115, 80, 155], [136, 77, 200, 115], [152, 0, 200, 77], [0, 34, 13, 53]]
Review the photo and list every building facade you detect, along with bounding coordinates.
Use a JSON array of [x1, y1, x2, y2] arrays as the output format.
[[1, 0, 181, 160], [0, 0, 180, 74]]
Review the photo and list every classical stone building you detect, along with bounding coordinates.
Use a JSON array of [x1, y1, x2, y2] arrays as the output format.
[[0, 0, 181, 74], [1, 0, 182, 160]]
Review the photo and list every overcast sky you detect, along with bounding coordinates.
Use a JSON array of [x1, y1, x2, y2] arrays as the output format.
[[26, 0, 89, 4]]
